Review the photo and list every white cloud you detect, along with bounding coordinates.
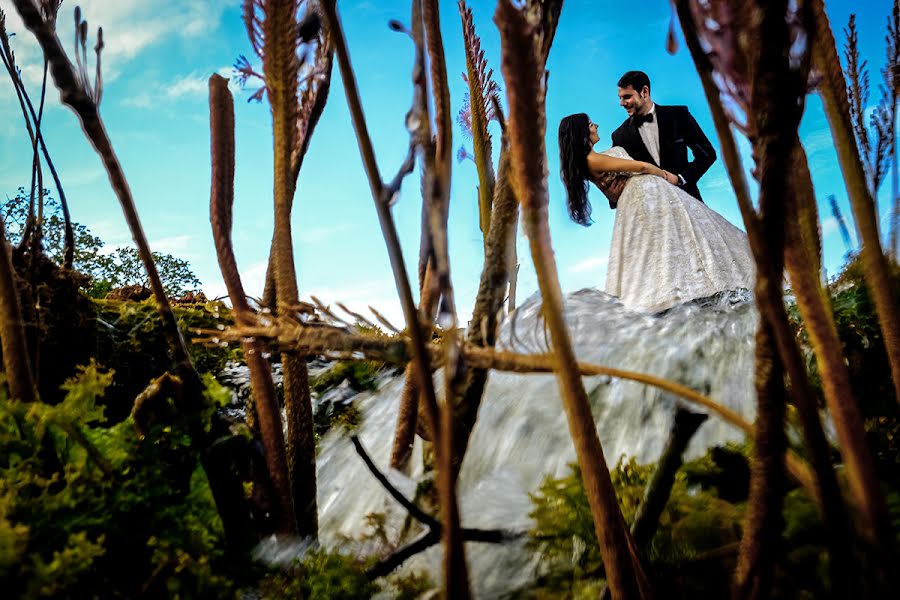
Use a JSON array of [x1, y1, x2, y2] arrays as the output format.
[[150, 234, 193, 255], [166, 75, 209, 99], [120, 92, 152, 108], [303, 280, 405, 329], [0, 0, 231, 83], [569, 255, 608, 274], [202, 259, 268, 304], [85, 216, 131, 246], [62, 167, 105, 187], [122, 67, 240, 108], [238, 260, 270, 299]]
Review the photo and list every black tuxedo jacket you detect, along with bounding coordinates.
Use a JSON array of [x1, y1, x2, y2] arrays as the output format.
[[610, 104, 716, 202]]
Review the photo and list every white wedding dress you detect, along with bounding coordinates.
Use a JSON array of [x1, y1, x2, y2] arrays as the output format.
[[601, 147, 755, 312]]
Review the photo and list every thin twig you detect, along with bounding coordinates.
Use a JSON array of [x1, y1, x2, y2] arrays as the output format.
[[209, 72, 296, 535], [496, 2, 650, 597], [309, 295, 355, 329], [354, 432, 520, 582], [337, 302, 378, 329], [351, 435, 439, 529], [368, 306, 401, 334], [319, 0, 442, 451]]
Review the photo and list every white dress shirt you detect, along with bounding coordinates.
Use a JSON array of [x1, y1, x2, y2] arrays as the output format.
[[636, 103, 687, 186], [636, 102, 660, 165]]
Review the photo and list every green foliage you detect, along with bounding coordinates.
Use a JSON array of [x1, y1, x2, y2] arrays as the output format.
[[2, 187, 201, 297], [382, 570, 435, 599], [1, 187, 105, 275], [789, 252, 900, 481], [310, 360, 384, 394], [526, 253, 900, 596], [528, 448, 826, 597], [260, 550, 378, 600], [310, 360, 387, 437], [0, 365, 241, 599], [93, 246, 202, 298], [92, 298, 239, 422], [529, 457, 743, 582]]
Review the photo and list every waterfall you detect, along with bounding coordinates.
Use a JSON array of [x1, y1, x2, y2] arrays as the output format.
[[308, 288, 758, 596]]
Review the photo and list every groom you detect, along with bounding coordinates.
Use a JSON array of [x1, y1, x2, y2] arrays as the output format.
[[602, 70, 716, 206]]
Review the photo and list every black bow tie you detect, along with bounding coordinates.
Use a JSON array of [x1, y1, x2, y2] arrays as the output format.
[[632, 112, 654, 126]]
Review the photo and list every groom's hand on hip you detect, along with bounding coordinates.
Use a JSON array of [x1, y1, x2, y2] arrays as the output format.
[[599, 176, 626, 209]]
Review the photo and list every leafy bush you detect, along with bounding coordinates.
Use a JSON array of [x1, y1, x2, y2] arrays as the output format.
[[92, 298, 240, 422], [529, 457, 743, 582], [310, 360, 386, 395], [789, 252, 900, 481], [0, 364, 241, 599], [528, 448, 826, 597]]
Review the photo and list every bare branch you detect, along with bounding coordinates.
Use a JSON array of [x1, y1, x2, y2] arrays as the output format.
[[368, 306, 401, 334], [351, 435, 440, 530], [319, 0, 442, 451]]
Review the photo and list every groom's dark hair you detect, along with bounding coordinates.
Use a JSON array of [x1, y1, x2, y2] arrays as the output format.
[[617, 70, 651, 93]]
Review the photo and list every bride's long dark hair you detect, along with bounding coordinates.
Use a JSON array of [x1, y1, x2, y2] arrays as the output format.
[[558, 113, 593, 226]]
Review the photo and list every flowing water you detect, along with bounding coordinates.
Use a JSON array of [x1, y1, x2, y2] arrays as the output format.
[[259, 288, 759, 597]]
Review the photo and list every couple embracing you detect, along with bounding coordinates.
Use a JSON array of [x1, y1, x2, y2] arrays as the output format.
[[559, 71, 755, 313]]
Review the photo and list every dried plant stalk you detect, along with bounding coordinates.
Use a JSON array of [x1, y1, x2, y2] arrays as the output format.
[[261, 2, 334, 309], [713, 6, 801, 592], [0, 13, 74, 268], [843, 15, 874, 186], [811, 0, 900, 405], [0, 216, 36, 403], [448, 5, 521, 478], [496, 1, 651, 598], [318, 0, 441, 453], [244, 0, 318, 537], [209, 73, 296, 535], [421, 1, 470, 593], [734, 320, 786, 599], [450, 138, 517, 473], [809, 0, 900, 584], [389, 261, 439, 471], [390, 0, 441, 473], [321, 1, 468, 592], [675, 2, 863, 595]]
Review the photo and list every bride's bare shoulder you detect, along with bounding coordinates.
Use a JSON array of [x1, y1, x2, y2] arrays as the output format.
[[586, 151, 614, 169]]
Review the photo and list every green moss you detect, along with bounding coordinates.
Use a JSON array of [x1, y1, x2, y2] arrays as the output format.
[[381, 569, 435, 599], [310, 360, 385, 394], [260, 549, 378, 600]]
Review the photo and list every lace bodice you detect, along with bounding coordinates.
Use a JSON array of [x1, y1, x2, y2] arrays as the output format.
[[593, 146, 638, 187]]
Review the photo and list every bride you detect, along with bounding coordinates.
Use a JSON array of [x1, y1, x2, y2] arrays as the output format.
[[558, 113, 755, 312]]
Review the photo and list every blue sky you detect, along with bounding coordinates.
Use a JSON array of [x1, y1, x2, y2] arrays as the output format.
[[0, 0, 895, 325]]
